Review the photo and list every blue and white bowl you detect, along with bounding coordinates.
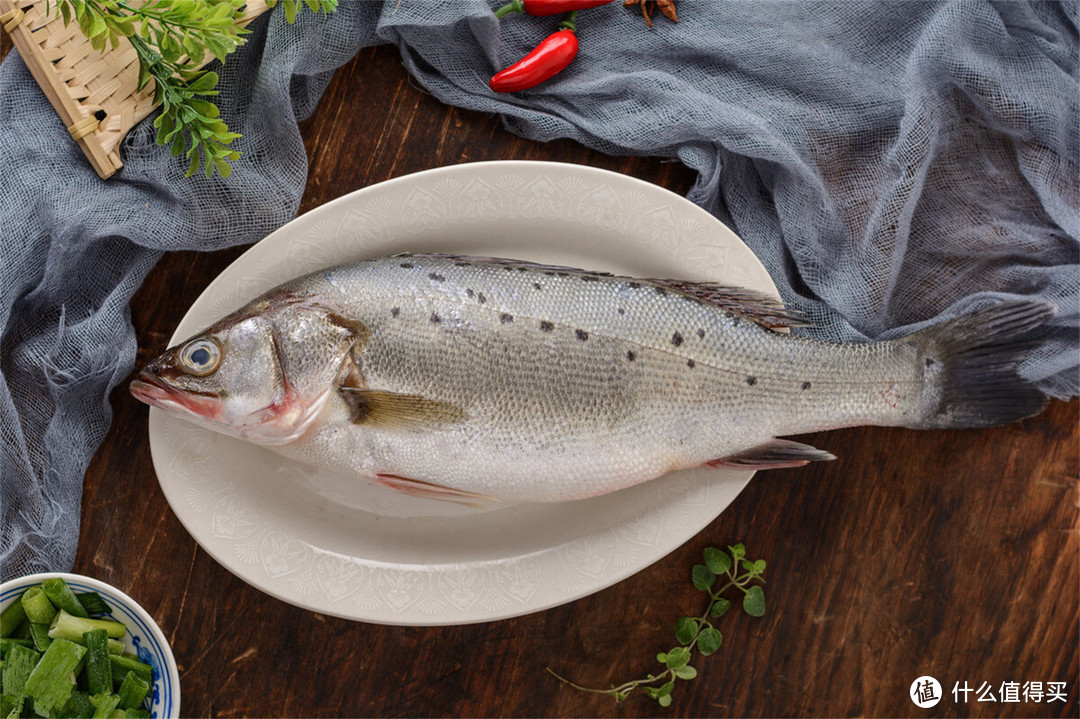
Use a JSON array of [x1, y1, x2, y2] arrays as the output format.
[[0, 573, 179, 718]]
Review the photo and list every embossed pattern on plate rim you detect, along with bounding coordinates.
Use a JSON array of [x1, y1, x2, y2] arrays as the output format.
[[148, 161, 780, 625]]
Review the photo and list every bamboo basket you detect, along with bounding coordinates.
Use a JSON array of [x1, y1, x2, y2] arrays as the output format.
[[0, 0, 269, 179]]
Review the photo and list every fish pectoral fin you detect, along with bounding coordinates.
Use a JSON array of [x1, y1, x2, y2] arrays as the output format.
[[373, 473, 499, 507], [338, 386, 467, 430], [704, 439, 837, 470]]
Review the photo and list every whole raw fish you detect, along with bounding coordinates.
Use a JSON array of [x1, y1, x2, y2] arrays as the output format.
[[130, 253, 1053, 503]]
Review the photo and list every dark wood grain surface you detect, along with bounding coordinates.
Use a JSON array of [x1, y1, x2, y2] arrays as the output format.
[[4, 35, 1077, 718]]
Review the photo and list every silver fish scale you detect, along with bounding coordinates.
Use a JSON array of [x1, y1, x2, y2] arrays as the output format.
[[270, 255, 921, 502]]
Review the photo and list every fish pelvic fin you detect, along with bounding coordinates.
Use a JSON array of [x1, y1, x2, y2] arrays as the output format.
[[907, 300, 1055, 429], [373, 473, 499, 507], [704, 439, 837, 470]]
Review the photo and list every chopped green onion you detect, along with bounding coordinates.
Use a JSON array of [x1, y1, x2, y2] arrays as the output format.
[[2, 696, 22, 719], [41, 579, 90, 619], [0, 695, 17, 719], [123, 708, 150, 719], [49, 610, 126, 642], [90, 691, 122, 718], [83, 630, 112, 695], [28, 624, 53, 653], [75, 593, 112, 616], [108, 655, 152, 687], [1, 644, 39, 696], [19, 587, 57, 625], [0, 602, 26, 638], [23, 638, 86, 716], [0, 639, 31, 659], [115, 672, 149, 710], [59, 690, 93, 719]]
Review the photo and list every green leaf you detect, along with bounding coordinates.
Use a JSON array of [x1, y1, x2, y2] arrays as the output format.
[[185, 147, 201, 177], [697, 627, 722, 656], [753, 559, 766, 574], [658, 680, 675, 697], [664, 647, 690, 669], [729, 543, 745, 562], [674, 616, 697, 645], [691, 564, 716, 592], [87, 11, 107, 39], [710, 598, 731, 618], [673, 665, 697, 680], [703, 546, 731, 575], [656, 652, 668, 664], [743, 585, 766, 617], [741, 559, 756, 574], [657, 694, 673, 707], [186, 71, 219, 95]]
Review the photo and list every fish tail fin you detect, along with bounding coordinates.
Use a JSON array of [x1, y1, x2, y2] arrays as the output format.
[[908, 300, 1055, 430]]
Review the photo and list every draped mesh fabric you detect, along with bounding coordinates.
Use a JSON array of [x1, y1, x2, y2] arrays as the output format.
[[1, 0, 1075, 578]]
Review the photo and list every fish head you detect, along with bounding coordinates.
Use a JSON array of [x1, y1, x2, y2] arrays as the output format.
[[131, 293, 366, 445]]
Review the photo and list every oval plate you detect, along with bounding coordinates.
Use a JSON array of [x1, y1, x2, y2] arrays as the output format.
[[148, 161, 780, 625]]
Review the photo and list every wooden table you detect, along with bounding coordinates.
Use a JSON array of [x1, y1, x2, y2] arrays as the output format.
[[4, 35, 1077, 718]]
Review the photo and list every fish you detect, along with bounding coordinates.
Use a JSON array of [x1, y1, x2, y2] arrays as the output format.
[[130, 253, 1054, 504]]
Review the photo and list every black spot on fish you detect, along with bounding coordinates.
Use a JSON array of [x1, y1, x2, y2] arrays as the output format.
[[582, 275, 599, 282], [466, 288, 475, 298], [801, 381, 812, 390], [628, 282, 641, 289], [534, 282, 542, 290], [746, 376, 757, 386], [477, 293, 487, 304], [672, 332, 683, 347], [627, 350, 636, 361], [687, 359, 695, 368], [500, 313, 514, 324], [697, 328, 705, 338], [428, 273, 445, 282], [517, 267, 527, 273], [575, 329, 589, 341], [502, 266, 514, 273], [925, 357, 935, 367], [540, 321, 554, 332], [430, 313, 441, 324], [617, 307, 625, 315], [556, 272, 570, 277], [655, 287, 668, 295], [454, 261, 470, 267], [399, 262, 414, 269], [390, 307, 400, 318]]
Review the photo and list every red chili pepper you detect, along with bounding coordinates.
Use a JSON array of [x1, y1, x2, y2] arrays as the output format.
[[494, 0, 612, 18], [521, 0, 613, 16], [489, 28, 579, 93]]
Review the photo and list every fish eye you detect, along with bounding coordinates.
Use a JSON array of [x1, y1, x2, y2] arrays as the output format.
[[179, 338, 222, 376]]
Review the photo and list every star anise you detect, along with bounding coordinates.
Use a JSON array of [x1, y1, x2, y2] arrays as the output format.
[[624, 0, 677, 27]]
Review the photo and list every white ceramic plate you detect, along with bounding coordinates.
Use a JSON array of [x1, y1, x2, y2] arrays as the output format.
[[148, 161, 780, 625]]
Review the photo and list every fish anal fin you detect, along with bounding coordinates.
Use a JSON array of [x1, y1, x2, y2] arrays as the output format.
[[647, 279, 811, 329], [705, 439, 836, 470], [374, 473, 498, 507]]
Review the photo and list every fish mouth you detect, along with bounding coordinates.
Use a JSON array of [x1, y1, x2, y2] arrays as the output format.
[[130, 373, 221, 420]]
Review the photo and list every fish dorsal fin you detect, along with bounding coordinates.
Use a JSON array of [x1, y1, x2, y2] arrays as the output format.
[[645, 278, 811, 329], [392, 253, 807, 330], [338, 384, 467, 431]]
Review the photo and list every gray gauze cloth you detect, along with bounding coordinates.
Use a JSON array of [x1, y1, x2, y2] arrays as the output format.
[[1, 1, 1076, 578]]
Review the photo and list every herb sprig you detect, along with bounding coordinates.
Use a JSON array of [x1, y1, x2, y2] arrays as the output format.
[[50, 0, 336, 177], [549, 543, 767, 708]]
